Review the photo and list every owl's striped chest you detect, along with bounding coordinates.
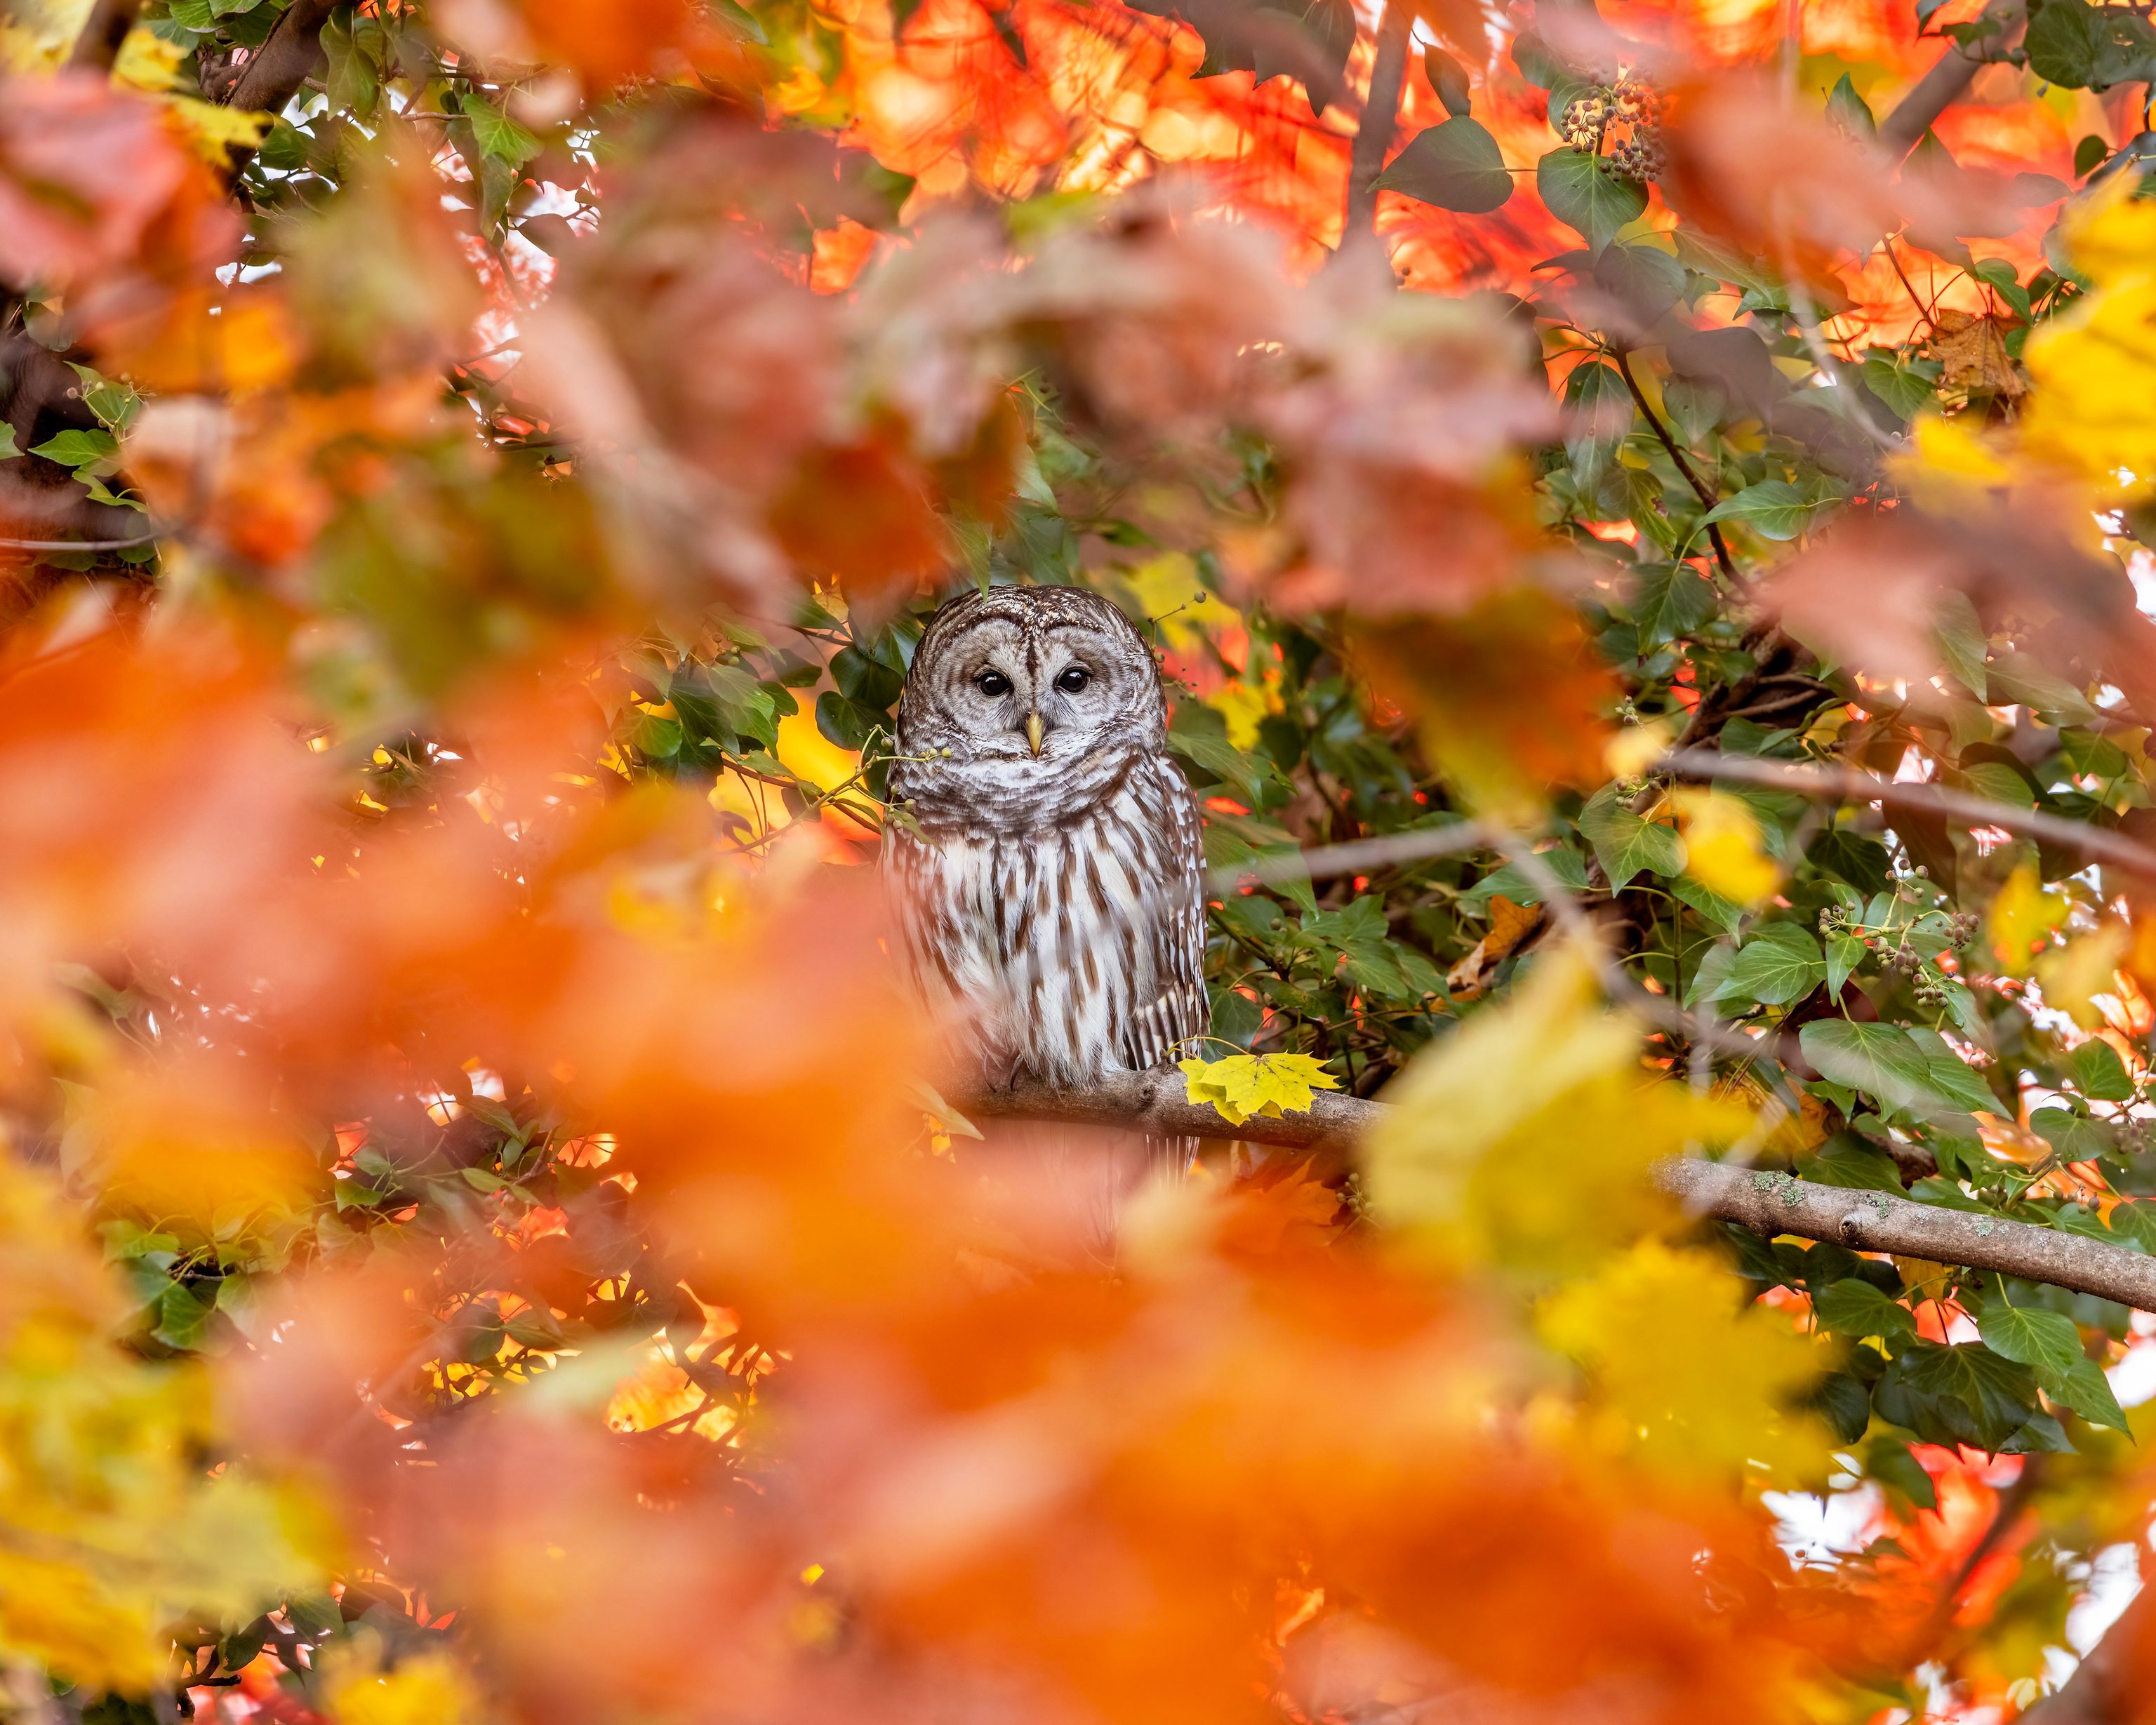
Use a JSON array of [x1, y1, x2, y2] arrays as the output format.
[[886, 760, 1200, 1086]]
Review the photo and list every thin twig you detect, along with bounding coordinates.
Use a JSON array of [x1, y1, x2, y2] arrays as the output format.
[[1663, 747, 2156, 881], [1209, 820, 1499, 890], [0, 532, 164, 552], [1613, 347, 1736, 578]]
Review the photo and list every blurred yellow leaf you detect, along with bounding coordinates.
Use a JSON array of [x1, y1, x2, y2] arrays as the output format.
[[1538, 1240, 1832, 1485], [2034, 923, 2132, 1029], [2025, 180, 2156, 492], [1604, 719, 1675, 781], [1989, 862, 2068, 975], [1672, 787, 1779, 906], [1179, 1052, 1340, 1126], [321, 1633, 483, 1725], [1364, 941, 1753, 1277], [112, 25, 185, 91]]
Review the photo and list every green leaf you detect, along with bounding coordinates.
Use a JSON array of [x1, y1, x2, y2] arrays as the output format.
[[168, 0, 213, 25], [29, 427, 118, 471], [1980, 1301, 2129, 1432], [1976, 1301, 2082, 1376], [1424, 45, 1472, 116], [64, 363, 140, 433], [1825, 931, 1865, 997], [1715, 923, 1826, 1008], [2070, 1037, 2137, 1101], [460, 92, 543, 166], [2076, 131, 2112, 176], [1865, 1434, 1938, 1510], [1904, 1027, 2000, 1116], [2025, 0, 2156, 89], [1935, 590, 1989, 700], [707, 0, 770, 40], [1374, 116, 1513, 213], [1858, 353, 1936, 422], [1816, 1277, 1918, 1346], [1875, 1340, 2039, 1451], [1808, 1371, 1873, 1444], [1825, 72, 1876, 139], [0, 423, 17, 461], [1799, 1020, 1945, 1119], [1536, 147, 1647, 251], [1630, 562, 1716, 652], [1671, 874, 1743, 935], [1563, 358, 1634, 486], [1576, 785, 1683, 889], [1702, 479, 1836, 541]]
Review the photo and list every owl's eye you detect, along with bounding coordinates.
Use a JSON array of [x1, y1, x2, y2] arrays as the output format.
[[976, 670, 1012, 697], [1054, 666, 1090, 694]]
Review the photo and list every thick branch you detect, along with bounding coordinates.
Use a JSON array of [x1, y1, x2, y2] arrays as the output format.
[[1879, 0, 2027, 156], [978, 1080, 2156, 1312], [1340, 0, 1412, 249], [66, 0, 142, 69], [221, 0, 338, 119]]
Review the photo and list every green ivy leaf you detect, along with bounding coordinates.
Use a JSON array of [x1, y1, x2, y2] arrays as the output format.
[[1865, 1434, 1938, 1510], [1825, 931, 1865, 997], [1815, 1277, 1918, 1347], [2069, 1037, 2137, 1101], [1825, 72, 1875, 139], [1576, 785, 1682, 889], [1702, 479, 1837, 542], [460, 91, 543, 166], [29, 427, 118, 471], [1715, 923, 1826, 1008], [1535, 147, 1646, 251], [1875, 1339, 2040, 1452], [1979, 1301, 2129, 1432], [1629, 562, 1717, 653], [1372, 117, 1513, 213], [1934, 590, 1990, 700]]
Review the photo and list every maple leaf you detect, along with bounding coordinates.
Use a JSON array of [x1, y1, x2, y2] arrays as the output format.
[[1179, 1051, 1342, 1126], [1930, 309, 2025, 400]]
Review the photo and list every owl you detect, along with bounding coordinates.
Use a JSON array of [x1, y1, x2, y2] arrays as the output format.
[[883, 585, 1209, 1138]]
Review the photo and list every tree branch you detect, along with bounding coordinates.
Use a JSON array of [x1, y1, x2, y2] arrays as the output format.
[[220, 0, 339, 121], [1878, 0, 2028, 157], [66, 0, 142, 69], [976, 1079, 2156, 1312], [1613, 347, 1736, 579], [1662, 747, 2156, 881], [1224, 748, 2156, 888], [1340, 0, 1412, 251]]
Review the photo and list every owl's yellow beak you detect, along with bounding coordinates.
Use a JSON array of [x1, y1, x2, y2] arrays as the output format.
[[1025, 710, 1045, 758]]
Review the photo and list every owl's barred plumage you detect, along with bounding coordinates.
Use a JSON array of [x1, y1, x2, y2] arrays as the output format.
[[884, 585, 1209, 1153]]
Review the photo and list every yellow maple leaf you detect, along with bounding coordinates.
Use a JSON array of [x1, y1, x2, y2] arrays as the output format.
[[1538, 1239, 1833, 1486], [1671, 787, 1779, 906], [1178, 1052, 1340, 1127], [1989, 861, 2068, 975]]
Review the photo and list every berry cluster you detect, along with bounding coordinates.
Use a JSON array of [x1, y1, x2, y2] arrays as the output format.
[[1816, 890, 1979, 1010], [1558, 70, 1665, 185]]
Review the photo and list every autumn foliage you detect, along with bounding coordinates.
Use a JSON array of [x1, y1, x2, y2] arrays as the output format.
[[11, 0, 2156, 1721]]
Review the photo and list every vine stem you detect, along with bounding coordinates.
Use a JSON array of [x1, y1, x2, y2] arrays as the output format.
[[1611, 347, 1736, 578]]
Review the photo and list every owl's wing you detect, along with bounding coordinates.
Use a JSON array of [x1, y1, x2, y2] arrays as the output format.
[[1121, 756, 1211, 1073]]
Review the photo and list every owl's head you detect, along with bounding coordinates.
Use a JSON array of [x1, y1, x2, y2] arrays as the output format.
[[896, 585, 1166, 774]]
